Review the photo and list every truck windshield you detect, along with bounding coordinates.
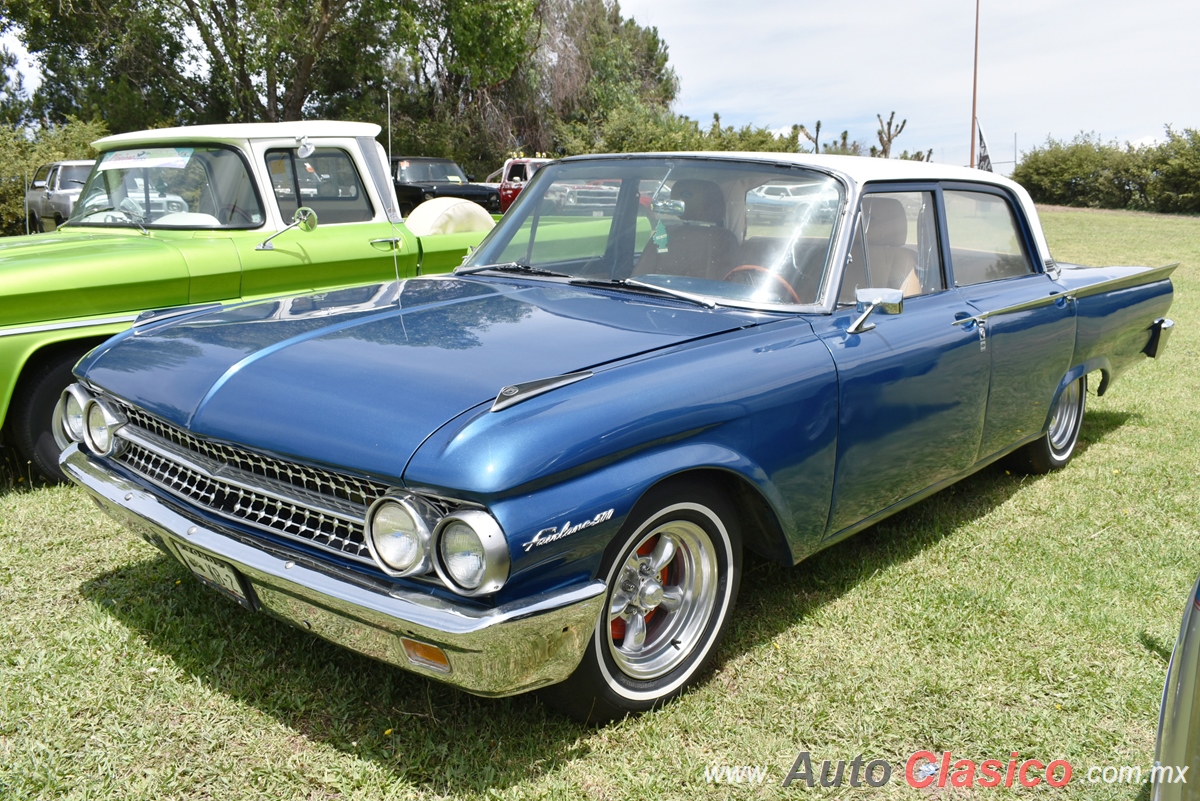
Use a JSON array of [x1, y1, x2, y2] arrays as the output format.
[[68, 145, 264, 230]]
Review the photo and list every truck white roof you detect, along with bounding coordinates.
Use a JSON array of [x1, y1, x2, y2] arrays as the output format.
[[94, 121, 382, 149]]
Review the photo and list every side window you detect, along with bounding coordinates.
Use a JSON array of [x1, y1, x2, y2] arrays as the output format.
[[44, 167, 58, 189], [32, 165, 51, 185], [841, 190, 943, 303], [944, 189, 1034, 286], [265, 148, 374, 224]]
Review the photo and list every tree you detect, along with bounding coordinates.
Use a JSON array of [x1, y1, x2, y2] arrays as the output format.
[[2, 0, 414, 127], [870, 111, 906, 158], [0, 117, 109, 236]]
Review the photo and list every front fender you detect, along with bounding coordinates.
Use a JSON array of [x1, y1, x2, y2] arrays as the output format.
[[487, 441, 786, 600], [404, 318, 841, 598]]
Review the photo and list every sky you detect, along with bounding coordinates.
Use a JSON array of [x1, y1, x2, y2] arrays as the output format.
[[616, 0, 1200, 172]]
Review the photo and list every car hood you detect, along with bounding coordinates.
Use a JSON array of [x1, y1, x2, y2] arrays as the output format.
[[0, 229, 190, 327], [79, 277, 757, 482]]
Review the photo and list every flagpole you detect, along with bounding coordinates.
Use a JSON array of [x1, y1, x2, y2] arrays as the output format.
[[970, 0, 980, 168]]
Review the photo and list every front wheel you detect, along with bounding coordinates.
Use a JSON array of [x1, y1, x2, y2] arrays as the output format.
[[541, 480, 741, 723], [1006, 374, 1086, 474], [10, 352, 86, 482]]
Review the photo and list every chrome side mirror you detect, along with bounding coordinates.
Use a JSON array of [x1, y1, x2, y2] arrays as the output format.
[[294, 206, 318, 232], [256, 207, 319, 251], [848, 287, 904, 334]]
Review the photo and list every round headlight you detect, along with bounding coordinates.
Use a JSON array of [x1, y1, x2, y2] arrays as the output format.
[[86, 401, 111, 454], [63, 386, 87, 441], [82, 398, 124, 457], [65, 392, 86, 441], [434, 510, 510, 596], [366, 498, 430, 576], [439, 521, 486, 589]]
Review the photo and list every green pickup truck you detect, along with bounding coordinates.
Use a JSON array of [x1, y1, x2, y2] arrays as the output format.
[[0, 121, 492, 481]]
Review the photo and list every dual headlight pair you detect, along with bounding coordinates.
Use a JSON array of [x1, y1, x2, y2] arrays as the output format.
[[57, 384, 126, 457], [365, 494, 509, 596]]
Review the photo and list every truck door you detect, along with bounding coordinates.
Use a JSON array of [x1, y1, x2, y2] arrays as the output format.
[[237, 146, 415, 299]]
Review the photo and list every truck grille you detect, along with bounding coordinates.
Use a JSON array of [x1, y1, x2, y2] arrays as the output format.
[[111, 401, 390, 565]]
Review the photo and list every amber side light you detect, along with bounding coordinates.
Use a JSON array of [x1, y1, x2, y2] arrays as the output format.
[[401, 638, 451, 673]]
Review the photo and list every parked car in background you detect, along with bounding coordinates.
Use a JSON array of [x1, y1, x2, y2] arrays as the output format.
[[391, 157, 500, 215], [59, 152, 1175, 723], [0, 121, 492, 482], [25, 160, 94, 232], [1154, 572, 1200, 799], [489, 156, 553, 212]]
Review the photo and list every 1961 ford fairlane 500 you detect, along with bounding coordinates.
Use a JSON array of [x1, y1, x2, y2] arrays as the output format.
[[57, 153, 1175, 722]]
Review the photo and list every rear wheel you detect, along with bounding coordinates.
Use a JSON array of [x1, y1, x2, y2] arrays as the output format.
[[10, 352, 86, 482], [1006, 374, 1086, 474], [28, 212, 40, 233], [541, 479, 741, 723]]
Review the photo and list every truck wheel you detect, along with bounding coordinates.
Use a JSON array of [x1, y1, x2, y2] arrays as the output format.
[[10, 352, 85, 482], [1006, 375, 1086, 474], [28, 212, 40, 233], [541, 479, 741, 723]]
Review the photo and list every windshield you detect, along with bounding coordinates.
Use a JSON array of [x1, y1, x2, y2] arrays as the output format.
[[395, 159, 468, 184], [69, 145, 264, 229], [462, 157, 844, 307], [58, 164, 92, 189]]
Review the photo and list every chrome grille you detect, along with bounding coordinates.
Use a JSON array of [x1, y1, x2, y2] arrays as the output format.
[[116, 402, 389, 505], [110, 402, 388, 565]]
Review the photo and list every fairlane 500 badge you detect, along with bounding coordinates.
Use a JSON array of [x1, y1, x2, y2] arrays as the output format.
[[523, 509, 614, 552]]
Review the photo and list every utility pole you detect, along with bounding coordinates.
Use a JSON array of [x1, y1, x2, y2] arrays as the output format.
[[970, 0, 980, 168]]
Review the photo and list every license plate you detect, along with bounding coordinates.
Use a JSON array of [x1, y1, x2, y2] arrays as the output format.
[[174, 540, 251, 608]]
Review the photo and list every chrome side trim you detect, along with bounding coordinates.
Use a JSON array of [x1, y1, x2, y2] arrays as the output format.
[[133, 303, 223, 329], [951, 291, 1068, 326], [0, 313, 138, 339], [954, 262, 1180, 327], [62, 445, 606, 697], [491, 371, 593, 412]]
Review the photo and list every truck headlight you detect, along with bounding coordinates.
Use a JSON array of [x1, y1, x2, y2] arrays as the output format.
[[365, 494, 435, 577], [82, 397, 125, 457], [434, 510, 510, 596]]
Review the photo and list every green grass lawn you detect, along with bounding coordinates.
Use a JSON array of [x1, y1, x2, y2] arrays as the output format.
[[1, 206, 1197, 799]]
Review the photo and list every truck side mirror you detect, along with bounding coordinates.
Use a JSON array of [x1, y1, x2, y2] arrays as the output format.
[[256, 207, 318, 250]]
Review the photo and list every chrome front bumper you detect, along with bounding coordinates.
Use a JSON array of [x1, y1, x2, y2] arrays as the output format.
[[62, 445, 606, 697]]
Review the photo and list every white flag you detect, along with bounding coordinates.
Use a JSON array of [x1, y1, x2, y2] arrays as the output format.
[[976, 120, 993, 172]]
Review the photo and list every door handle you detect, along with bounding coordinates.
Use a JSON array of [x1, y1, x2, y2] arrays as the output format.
[[370, 237, 404, 251]]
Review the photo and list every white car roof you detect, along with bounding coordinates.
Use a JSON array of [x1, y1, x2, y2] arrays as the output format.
[[94, 121, 382, 149], [569, 151, 1022, 193]]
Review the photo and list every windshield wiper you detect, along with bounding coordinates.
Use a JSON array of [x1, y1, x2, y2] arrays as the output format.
[[455, 261, 571, 278], [568, 277, 718, 308]]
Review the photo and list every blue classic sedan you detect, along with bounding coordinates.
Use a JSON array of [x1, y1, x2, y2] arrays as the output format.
[[57, 153, 1176, 722]]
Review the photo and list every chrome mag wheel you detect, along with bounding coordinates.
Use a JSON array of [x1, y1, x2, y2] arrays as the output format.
[[1048, 376, 1084, 457], [605, 519, 718, 680]]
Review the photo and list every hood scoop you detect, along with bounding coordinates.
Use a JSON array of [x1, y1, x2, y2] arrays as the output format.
[[491, 371, 593, 412]]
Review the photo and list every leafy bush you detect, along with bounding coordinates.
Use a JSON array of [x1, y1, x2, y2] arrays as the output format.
[[1011, 134, 1151, 209], [1147, 128, 1200, 214], [1013, 129, 1200, 214]]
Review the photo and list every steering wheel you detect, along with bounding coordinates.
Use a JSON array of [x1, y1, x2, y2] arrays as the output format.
[[217, 204, 257, 225], [118, 196, 146, 222], [722, 264, 803, 304]]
